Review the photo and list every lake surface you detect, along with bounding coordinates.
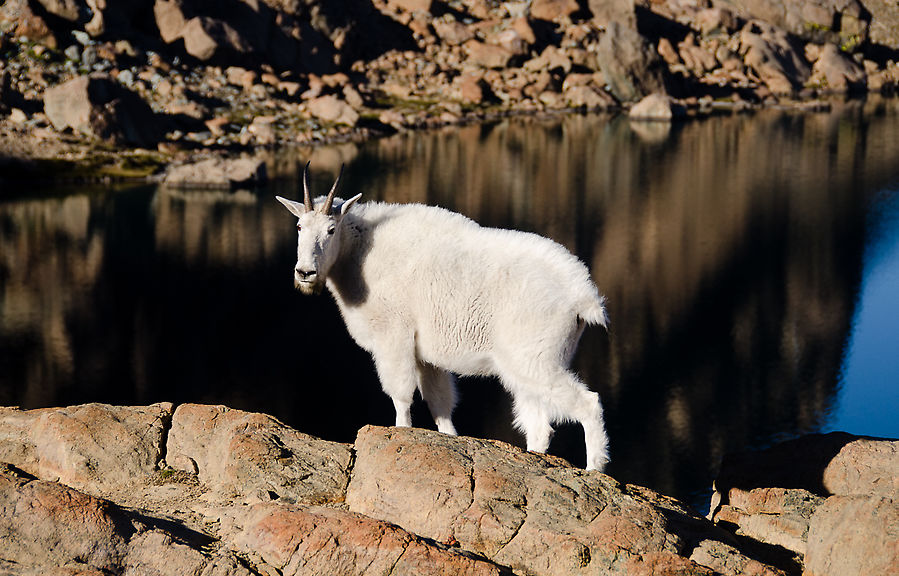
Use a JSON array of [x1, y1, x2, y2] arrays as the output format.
[[3, 100, 899, 511]]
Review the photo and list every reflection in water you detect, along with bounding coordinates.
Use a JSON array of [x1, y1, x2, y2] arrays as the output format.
[[3, 100, 899, 509]]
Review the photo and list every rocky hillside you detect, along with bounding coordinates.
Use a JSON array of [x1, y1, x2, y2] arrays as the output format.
[[1, 0, 899, 175], [0, 402, 896, 575]]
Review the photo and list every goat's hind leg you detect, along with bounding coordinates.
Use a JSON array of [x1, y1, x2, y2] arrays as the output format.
[[503, 364, 609, 471], [512, 395, 555, 454], [419, 363, 458, 435], [551, 371, 610, 472]]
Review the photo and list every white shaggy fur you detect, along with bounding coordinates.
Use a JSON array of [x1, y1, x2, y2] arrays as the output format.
[[276, 167, 611, 471]]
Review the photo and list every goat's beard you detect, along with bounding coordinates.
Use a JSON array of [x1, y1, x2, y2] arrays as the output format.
[[295, 278, 325, 296]]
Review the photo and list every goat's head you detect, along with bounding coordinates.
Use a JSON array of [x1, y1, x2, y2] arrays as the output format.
[[276, 162, 361, 295]]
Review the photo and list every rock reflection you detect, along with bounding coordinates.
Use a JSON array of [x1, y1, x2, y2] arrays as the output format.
[[152, 188, 271, 267], [3, 101, 899, 508], [0, 195, 104, 407]]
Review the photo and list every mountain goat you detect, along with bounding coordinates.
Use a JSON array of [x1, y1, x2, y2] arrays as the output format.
[[276, 164, 611, 471]]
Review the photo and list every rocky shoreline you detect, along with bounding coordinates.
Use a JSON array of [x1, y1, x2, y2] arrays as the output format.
[[0, 402, 896, 575], [2, 0, 899, 184]]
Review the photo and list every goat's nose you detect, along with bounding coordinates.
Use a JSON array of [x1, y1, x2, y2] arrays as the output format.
[[295, 268, 316, 279]]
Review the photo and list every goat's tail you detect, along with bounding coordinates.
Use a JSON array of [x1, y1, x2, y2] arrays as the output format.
[[578, 293, 609, 329]]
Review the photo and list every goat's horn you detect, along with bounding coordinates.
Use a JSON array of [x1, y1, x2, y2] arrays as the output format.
[[321, 164, 344, 214], [302, 161, 313, 212]]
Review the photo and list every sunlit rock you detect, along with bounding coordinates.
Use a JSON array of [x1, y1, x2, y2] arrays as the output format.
[[306, 94, 360, 127], [0, 403, 172, 494], [166, 403, 353, 505], [221, 502, 506, 576], [628, 93, 683, 121], [805, 495, 899, 576], [0, 403, 792, 576], [0, 464, 253, 576], [346, 425, 778, 576]]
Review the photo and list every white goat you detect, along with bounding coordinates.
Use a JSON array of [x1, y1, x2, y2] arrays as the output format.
[[276, 164, 611, 471]]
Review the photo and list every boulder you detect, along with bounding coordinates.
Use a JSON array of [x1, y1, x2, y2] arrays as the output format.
[[565, 85, 615, 109], [33, 0, 83, 21], [820, 435, 899, 497], [739, 20, 811, 94], [862, 0, 899, 51], [628, 93, 684, 121], [805, 495, 899, 576], [489, 28, 530, 57], [713, 0, 870, 49], [345, 425, 778, 576], [0, 403, 171, 494], [222, 503, 507, 576], [709, 433, 899, 574], [385, 0, 433, 12], [453, 73, 492, 104], [587, 0, 636, 27], [596, 21, 667, 102], [0, 465, 253, 576], [306, 94, 360, 126], [711, 487, 823, 555], [154, 0, 189, 43], [4, 405, 876, 576], [678, 34, 719, 76], [166, 403, 352, 504], [180, 16, 254, 61], [0, 466, 130, 570], [463, 39, 516, 69], [809, 43, 867, 92], [530, 0, 581, 22], [694, 7, 738, 36], [432, 16, 476, 45], [42, 74, 161, 146], [164, 157, 268, 188], [524, 44, 572, 74], [0, 0, 59, 48], [455, 0, 503, 19], [153, 0, 269, 61]]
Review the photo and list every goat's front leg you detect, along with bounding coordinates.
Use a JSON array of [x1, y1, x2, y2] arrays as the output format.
[[371, 338, 419, 428]]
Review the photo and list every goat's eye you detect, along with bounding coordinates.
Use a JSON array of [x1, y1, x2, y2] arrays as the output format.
[[296, 224, 302, 231], [327, 227, 336, 235]]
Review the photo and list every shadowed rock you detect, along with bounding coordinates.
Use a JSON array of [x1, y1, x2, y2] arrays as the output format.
[[596, 21, 666, 103], [42, 74, 161, 146], [709, 432, 899, 574]]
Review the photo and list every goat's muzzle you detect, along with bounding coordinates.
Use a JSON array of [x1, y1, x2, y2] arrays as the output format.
[[294, 268, 324, 295]]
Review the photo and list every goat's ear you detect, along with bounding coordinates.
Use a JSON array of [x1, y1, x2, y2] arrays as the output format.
[[276, 195, 306, 218], [340, 193, 363, 216]]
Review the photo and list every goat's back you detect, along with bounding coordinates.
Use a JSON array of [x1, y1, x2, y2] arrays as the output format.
[[341, 202, 605, 372]]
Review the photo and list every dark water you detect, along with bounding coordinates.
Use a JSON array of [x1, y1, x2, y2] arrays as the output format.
[[3, 100, 899, 511]]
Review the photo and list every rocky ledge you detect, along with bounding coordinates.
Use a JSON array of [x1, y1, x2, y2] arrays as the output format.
[[0, 403, 895, 575], [2, 0, 899, 182]]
